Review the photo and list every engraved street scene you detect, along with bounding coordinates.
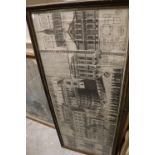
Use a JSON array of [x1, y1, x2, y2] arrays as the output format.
[[32, 8, 128, 155]]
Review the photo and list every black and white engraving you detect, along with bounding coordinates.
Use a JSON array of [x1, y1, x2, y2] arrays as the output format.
[[32, 8, 128, 155]]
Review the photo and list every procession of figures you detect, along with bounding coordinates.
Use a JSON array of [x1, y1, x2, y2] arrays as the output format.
[[32, 8, 128, 155]]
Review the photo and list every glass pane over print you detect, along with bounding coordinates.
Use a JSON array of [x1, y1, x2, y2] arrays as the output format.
[[32, 7, 128, 155], [26, 58, 54, 126]]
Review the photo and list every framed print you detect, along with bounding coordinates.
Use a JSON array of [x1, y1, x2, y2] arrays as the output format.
[[26, 54, 54, 127], [27, 0, 129, 155]]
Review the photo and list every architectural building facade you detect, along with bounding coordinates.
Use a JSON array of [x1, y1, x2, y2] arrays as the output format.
[[69, 10, 99, 50], [70, 50, 100, 79], [52, 12, 66, 47]]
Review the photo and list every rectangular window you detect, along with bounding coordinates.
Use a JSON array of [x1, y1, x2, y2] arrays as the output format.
[[86, 61, 93, 64], [66, 81, 71, 85], [86, 57, 93, 60], [87, 44, 95, 50], [87, 35, 95, 40]]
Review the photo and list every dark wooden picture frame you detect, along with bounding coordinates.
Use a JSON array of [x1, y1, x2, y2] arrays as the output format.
[[27, 1, 129, 155]]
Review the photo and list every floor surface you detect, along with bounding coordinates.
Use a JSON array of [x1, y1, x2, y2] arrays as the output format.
[[26, 119, 84, 155]]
